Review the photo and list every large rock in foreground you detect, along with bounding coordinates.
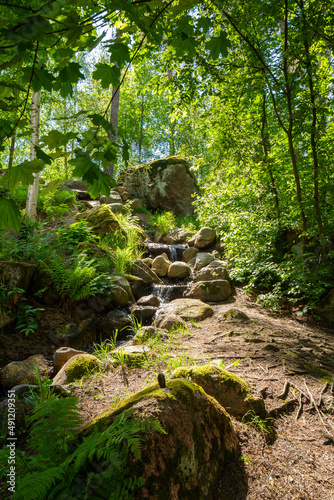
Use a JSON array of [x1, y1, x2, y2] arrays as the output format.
[[158, 298, 213, 321], [117, 157, 200, 216], [84, 379, 239, 499]]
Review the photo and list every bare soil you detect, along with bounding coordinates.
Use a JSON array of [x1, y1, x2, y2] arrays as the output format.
[[1, 289, 334, 499]]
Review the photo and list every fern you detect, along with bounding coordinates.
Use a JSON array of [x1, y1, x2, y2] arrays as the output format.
[[42, 252, 107, 301], [13, 396, 166, 500]]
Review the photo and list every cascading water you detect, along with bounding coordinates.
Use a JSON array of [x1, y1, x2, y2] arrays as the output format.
[[144, 242, 187, 262], [151, 283, 188, 305]]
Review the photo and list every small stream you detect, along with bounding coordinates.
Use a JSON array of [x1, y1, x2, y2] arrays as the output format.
[[144, 242, 187, 262], [151, 283, 188, 305]]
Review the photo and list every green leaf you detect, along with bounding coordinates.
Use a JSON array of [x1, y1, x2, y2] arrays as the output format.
[[35, 146, 53, 165], [32, 67, 55, 92], [88, 114, 115, 134], [108, 42, 130, 68], [40, 130, 76, 149], [54, 63, 85, 97], [0, 81, 25, 91], [92, 63, 120, 89], [174, 35, 197, 58], [0, 198, 22, 231], [40, 179, 65, 196], [205, 32, 230, 60], [88, 171, 116, 199], [0, 159, 44, 191]]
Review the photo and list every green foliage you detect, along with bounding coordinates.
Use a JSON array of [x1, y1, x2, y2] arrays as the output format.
[[56, 221, 97, 251], [101, 213, 144, 274], [242, 409, 274, 436], [150, 211, 176, 234], [41, 189, 76, 220], [0, 287, 43, 335], [42, 253, 107, 302], [7, 394, 165, 500]]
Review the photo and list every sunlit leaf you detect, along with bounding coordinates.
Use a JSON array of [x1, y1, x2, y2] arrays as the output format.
[[40, 179, 65, 196], [92, 63, 120, 89], [0, 159, 44, 191], [0, 198, 21, 231]]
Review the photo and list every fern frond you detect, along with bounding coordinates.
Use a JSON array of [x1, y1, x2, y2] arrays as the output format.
[[14, 465, 68, 500]]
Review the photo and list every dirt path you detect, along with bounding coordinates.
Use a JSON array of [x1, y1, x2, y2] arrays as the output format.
[[73, 289, 334, 499]]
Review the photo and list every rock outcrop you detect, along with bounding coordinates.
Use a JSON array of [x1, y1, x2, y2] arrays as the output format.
[[117, 157, 200, 216]]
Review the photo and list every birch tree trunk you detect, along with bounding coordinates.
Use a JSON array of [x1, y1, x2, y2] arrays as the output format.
[[25, 90, 41, 221]]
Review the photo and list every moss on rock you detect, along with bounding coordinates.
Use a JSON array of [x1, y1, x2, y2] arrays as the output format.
[[82, 378, 239, 500], [172, 364, 266, 419], [64, 354, 101, 383], [75, 204, 120, 234]]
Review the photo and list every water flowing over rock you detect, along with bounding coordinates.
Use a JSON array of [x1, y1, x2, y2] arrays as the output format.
[[117, 157, 200, 216], [151, 283, 188, 304], [144, 242, 186, 262]]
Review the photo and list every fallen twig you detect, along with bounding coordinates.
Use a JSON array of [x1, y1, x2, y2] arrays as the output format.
[[296, 392, 303, 421], [318, 382, 329, 407], [278, 379, 290, 399], [268, 398, 298, 418], [303, 380, 334, 440]]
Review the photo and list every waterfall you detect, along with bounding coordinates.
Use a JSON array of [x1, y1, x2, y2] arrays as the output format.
[[151, 284, 188, 304]]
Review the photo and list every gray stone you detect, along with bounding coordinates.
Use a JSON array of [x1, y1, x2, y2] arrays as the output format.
[[100, 191, 123, 204], [188, 227, 216, 249], [0, 260, 35, 291], [167, 261, 192, 279], [184, 280, 232, 302], [130, 305, 157, 324], [128, 198, 143, 211], [99, 310, 132, 340], [106, 203, 124, 213], [151, 254, 171, 278], [0, 355, 48, 389], [158, 298, 213, 321], [188, 252, 214, 271], [193, 266, 229, 282], [182, 247, 198, 263], [125, 274, 150, 300], [132, 326, 168, 345], [47, 319, 96, 349], [111, 276, 135, 303], [137, 294, 160, 307], [154, 314, 186, 331]]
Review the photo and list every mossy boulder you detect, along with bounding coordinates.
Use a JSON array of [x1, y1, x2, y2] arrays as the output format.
[[218, 309, 250, 323], [193, 266, 229, 283], [75, 204, 120, 234], [130, 260, 162, 284], [52, 353, 101, 385], [171, 364, 266, 419], [124, 274, 150, 300], [132, 326, 168, 345], [159, 298, 213, 321], [74, 241, 110, 259], [83, 379, 239, 499], [117, 156, 200, 216], [184, 280, 232, 302], [0, 260, 35, 291]]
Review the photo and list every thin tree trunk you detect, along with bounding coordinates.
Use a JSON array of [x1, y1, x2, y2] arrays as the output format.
[[169, 122, 175, 156], [25, 90, 41, 221], [261, 92, 281, 227], [138, 95, 144, 163], [8, 133, 16, 169], [300, 0, 323, 237], [105, 28, 120, 177], [282, 0, 307, 250]]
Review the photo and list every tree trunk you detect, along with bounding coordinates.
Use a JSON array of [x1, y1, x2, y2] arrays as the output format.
[[105, 28, 121, 177], [138, 95, 145, 163], [282, 0, 307, 250], [25, 90, 41, 222], [300, 0, 323, 237], [261, 92, 281, 227], [8, 133, 16, 169]]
